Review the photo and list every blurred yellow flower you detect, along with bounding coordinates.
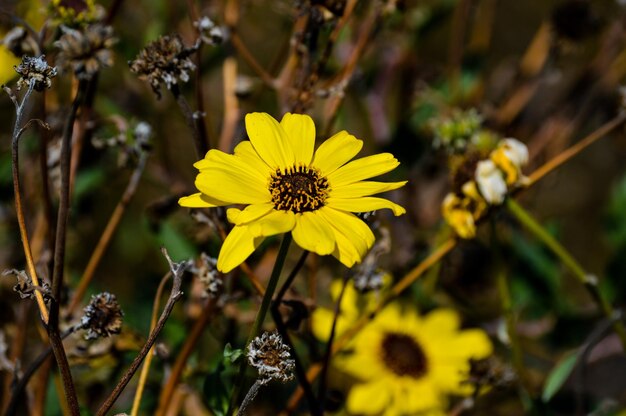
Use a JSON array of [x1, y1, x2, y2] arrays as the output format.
[[180, 112, 406, 272], [490, 138, 528, 186], [0, 45, 20, 86], [337, 304, 492, 416], [311, 278, 388, 342]]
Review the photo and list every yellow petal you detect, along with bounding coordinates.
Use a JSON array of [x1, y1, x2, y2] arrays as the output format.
[[346, 380, 390, 415], [422, 309, 460, 337], [194, 149, 268, 186], [217, 225, 265, 273], [280, 113, 315, 165], [331, 180, 407, 199], [311, 131, 363, 176], [178, 192, 230, 208], [291, 212, 336, 255], [327, 153, 399, 186], [326, 196, 406, 216], [248, 210, 296, 237], [245, 113, 295, 169], [195, 170, 270, 205], [329, 229, 361, 267], [233, 140, 272, 177], [227, 203, 274, 225], [317, 207, 374, 260]]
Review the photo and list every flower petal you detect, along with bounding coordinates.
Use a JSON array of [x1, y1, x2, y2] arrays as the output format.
[[248, 210, 296, 237], [327, 153, 399, 186], [245, 112, 295, 169], [178, 192, 230, 208], [217, 225, 265, 273], [233, 140, 272, 177], [316, 207, 374, 263], [291, 212, 336, 255], [226, 203, 274, 225], [327, 196, 406, 216], [311, 131, 363, 176], [346, 380, 391, 415], [331, 180, 407, 199], [280, 113, 315, 165], [194, 149, 269, 186], [196, 170, 270, 205]]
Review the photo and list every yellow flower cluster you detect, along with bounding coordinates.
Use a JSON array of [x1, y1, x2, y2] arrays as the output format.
[[442, 138, 528, 239]]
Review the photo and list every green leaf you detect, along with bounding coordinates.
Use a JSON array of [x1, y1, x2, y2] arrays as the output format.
[[542, 350, 579, 402], [202, 362, 230, 416], [223, 343, 244, 364]]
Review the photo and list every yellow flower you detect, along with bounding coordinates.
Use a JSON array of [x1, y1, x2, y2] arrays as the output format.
[[337, 304, 492, 416], [179, 113, 406, 272], [0, 45, 20, 86]]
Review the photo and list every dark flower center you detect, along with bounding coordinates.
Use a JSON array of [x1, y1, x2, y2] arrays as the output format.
[[380, 332, 428, 378], [269, 165, 329, 213]]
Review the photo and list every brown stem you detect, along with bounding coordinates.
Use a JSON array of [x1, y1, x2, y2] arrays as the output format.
[[96, 248, 187, 416], [6, 82, 50, 323], [171, 84, 207, 158], [48, 79, 89, 416]]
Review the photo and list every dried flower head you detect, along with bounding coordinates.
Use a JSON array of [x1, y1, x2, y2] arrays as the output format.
[[55, 24, 116, 80], [81, 292, 124, 340], [353, 228, 391, 293], [129, 34, 199, 98], [194, 16, 224, 45], [247, 331, 295, 384], [14, 55, 57, 91], [2, 269, 52, 301], [191, 253, 222, 298]]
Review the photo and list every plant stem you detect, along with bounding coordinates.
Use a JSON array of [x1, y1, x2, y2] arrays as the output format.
[[171, 84, 207, 158], [506, 198, 626, 350], [269, 251, 320, 415], [6, 82, 50, 324], [237, 379, 263, 416], [228, 234, 292, 415]]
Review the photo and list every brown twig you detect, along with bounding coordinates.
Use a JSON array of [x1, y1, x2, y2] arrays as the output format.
[[48, 78, 89, 416], [95, 247, 187, 416], [171, 84, 207, 158]]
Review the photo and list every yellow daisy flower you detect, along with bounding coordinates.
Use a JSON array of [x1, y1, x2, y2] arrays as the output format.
[[179, 112, 406, 272], [338, 304, 492, 416]]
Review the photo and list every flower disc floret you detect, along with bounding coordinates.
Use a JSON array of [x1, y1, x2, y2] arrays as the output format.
[[179, 112, 407, 272], [269, 165, 329, 213]]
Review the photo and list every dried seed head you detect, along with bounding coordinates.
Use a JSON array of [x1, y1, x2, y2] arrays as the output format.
[[81, 292, 124, 340], [55, 24, 116, 80], [14, 55, 57, 91], [194, 16, 224, 45], [191, 253, 222, 298], [129, 34, 199, 98], [247, 331, 295, 384]]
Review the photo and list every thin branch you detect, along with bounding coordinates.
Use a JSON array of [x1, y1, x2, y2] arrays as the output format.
[[95, 247, 187, 416], [5, 82, 50, 323], [171, 84, 207, 158]]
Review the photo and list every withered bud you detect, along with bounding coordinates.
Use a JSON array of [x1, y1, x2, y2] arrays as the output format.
[[129, 34, 199, 98], [55, 24, 117, 80], [2, 269, 52, 302], [193, 16, 224, 45], [247, 331, 295, 384], [81, 292, 124, 340], [14, 55, 57, 91]]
